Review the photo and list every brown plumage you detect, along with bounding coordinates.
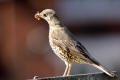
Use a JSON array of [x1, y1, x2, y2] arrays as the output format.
[[35, 9, 116, 77]]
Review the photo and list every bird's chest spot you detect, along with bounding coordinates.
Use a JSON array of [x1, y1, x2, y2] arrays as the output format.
[[50, 41, 73, 63], [50, 41, 64, 56]]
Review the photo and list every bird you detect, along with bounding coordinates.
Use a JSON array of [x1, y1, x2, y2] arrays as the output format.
[[34, 9, 116, 77]]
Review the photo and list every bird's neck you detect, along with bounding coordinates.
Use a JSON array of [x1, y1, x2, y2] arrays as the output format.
[[48, 16, 64, 27]]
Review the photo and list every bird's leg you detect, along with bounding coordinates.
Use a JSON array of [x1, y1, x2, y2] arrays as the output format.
[[67, 64, 72, 76], [63, 63, 69, 76]]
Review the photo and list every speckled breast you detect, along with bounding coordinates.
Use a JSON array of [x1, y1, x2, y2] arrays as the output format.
[[49, 39, 73, 63]]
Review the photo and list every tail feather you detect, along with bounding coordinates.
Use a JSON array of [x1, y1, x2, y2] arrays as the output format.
[[92, 64, 116, 77]]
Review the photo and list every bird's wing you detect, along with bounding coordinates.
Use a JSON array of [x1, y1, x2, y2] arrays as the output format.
[[75, 41, 100, 65], [52, 38, 100, 65]]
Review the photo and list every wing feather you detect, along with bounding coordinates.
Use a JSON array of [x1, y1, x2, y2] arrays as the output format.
[[52, 38, 100, 65]]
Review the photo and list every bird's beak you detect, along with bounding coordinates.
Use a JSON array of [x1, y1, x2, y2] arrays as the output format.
[[34, 11, 41, 20]]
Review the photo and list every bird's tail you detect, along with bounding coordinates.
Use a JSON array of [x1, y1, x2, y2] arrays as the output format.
[[92, 64, 116, 77]]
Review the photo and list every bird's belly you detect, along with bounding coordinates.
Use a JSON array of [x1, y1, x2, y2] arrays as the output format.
[[51, 46, 87, 64], [49, 39, 88, 64], [50, 42, 73, 63]]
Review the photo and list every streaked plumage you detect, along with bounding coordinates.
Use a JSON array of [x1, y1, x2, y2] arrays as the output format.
[[35, 9, 116, 77]]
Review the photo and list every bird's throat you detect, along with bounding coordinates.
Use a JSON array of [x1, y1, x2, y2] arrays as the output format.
[[48, 16, 63, 27]]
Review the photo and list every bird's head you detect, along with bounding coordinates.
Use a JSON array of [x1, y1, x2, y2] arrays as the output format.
[[35, 9, 56, 21]]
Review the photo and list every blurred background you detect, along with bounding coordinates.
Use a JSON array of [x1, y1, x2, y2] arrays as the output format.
[[0, 0, 120, 80]]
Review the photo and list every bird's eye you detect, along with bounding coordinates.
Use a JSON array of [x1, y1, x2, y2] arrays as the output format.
[[43, 14, 47, 17]]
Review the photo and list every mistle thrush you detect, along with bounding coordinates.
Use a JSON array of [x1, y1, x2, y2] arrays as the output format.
[[34, 9, 116, 77]]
